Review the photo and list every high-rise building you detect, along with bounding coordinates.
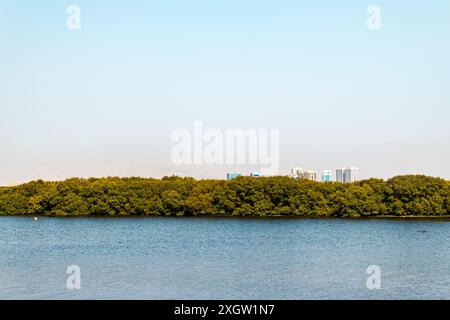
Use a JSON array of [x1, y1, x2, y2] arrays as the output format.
[[291, 167, 304, 178], [322, 170, 332, 182], [291, 167, 317, 181], [303, 170, 317, 181], [250, 171, 261, 177], [344, 167, 359, 183], [336, 168, 345, 183], [336, 167, 359, 183], [227, 172, 242, 180]]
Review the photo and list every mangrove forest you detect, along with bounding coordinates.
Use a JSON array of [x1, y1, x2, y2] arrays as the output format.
[[0, 175, 449, 218]]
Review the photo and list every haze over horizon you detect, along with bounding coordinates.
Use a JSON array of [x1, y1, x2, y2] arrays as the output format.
[[1, 0, 449, 185]]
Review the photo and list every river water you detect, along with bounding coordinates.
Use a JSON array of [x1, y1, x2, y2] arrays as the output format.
[[0, 216, 449, 299]]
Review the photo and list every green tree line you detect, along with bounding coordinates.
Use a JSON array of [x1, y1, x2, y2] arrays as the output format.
[[0, 175, 449, 217]]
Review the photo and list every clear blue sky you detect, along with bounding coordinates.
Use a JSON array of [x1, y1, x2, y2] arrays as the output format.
[[1, 0, 449, 184]]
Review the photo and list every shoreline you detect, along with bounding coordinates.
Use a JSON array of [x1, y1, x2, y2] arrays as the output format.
[[1, 214, 450, 221]]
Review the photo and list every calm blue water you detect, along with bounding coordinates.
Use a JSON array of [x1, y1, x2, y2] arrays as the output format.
[[0, 216, 449, 300]]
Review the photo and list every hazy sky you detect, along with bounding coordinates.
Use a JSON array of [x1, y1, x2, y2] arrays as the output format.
[[1, 0, 449, 184]]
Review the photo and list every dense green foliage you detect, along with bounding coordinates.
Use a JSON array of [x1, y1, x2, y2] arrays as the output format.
[[0, 175, 449, 217]]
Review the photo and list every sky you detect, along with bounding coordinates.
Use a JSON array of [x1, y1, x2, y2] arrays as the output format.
[[1, 0, 449, 184]]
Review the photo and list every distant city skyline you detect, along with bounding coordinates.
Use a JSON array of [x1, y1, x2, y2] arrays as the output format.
[[1, 1, 449, 185]]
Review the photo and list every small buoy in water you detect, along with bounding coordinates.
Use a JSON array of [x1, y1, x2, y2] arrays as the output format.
[[33, 217, 38, 221]]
